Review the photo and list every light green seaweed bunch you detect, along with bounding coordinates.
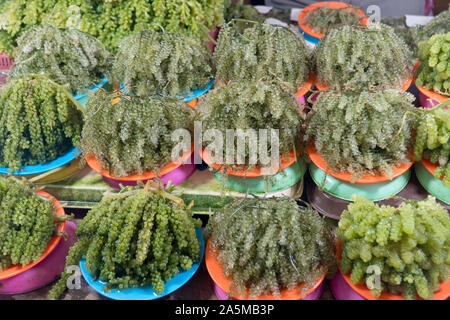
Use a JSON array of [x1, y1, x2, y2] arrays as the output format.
[[112, 29, 213, 98], [414, 101, 450, 186], [80, 89, 194, 177], [337, 195, 450, 300], [305, 90, 418, 181], [214, 21, 310, 93], [415, 32, 450, 97], [9, 24, 112, 95], [206, 197, 336, 299], [48, 181, 201, 299], [197, 80, 305, 173], [0, 0, 224, 55], [314, 23, 412, 91]]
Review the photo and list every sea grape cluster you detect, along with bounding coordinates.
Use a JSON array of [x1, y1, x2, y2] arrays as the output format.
[[206, 197, 336, 299], [223, 0, 264, 24], [80, 89, 194, 177], [415, 32, 450, 97], [418, 9, 450, 43], [9, 24, 111, 95], [197, 81, 305, 172], [0, 75, 84, 171], [381, 17, 421, 59], [314, 24, 412, 91], [48, 182, 201, 299], [112, 30, 213, 97], [214, 21, 310, 92], [305, 91, 418, 181], [0, 176, 68, 271], [414, 101, 450, 186], [0, 0, 224, 54], [337, 195, 450, 300], [299, 5, 363, 34]]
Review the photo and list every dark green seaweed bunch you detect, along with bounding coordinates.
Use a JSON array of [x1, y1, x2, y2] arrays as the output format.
[[414, 101, 450, 186], [214, 21, 310, 92], [205, 197, 336, 299], [48, 181, 201, 299], [337, 195, 450, 300], [197, 81, 305, 172], [112, 29, 213, 97], [80, 89, 194, 177], [0, 176, 70, 271], [0, 75, 84, 172], [223, 0, 264, 24], [305, 90, 418, 181], [300, 5, 363, 34], [418, 8, 450, 43], [9, 24, 111, 95], [314, 24, 412, 91]]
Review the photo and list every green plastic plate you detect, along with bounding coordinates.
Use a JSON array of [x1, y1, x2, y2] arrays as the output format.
[[415, 162, 450, 205], [309, 163, 410, 202], [214, 159, 307, 194]]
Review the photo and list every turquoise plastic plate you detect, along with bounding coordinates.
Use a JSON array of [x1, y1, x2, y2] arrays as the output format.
[[74, 77, 108, 108], [119, 78, 214, 103], [214, 159, 307, 194], [80, 228, 205, 300], [415, 162, 450, 205], [309, 163, 410, 202], [0, 148, 80, 176], [298, 26, 320, 45]]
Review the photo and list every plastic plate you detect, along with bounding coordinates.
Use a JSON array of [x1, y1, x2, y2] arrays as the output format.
[[0, 191, 66, 280], [297, 1, 367, 41], [73, 77, 108, 101], [205, 238, 326, 300], [119, 78, 214, 103], [0, 148, 80, 176], [336, 239, 450, 300], [309, 162, 410, 201], [415, 161, 450, 205], [79, 228, 205, 300], [307, 146, 413, 183]]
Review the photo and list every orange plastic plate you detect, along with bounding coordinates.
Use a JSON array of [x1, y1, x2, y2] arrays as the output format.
[[205, 239, 326, 300], [86, 147, 193, 182], [201, 149, 299, 177], [298, 1, 368, 39], [314, 73, 412, 92], [0, 191, 66, 280], [421, 158, 443, 179], [336, 239, 450, 300], [307, 146, 413, 183], [413, 61, 448, 103], [296, 76, 313, 98]]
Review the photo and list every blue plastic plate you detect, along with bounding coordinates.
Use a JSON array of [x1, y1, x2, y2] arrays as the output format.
[[73, 77, 108, 101], [182, 78, 214, 102], [0, 148, 80, 176], [119, 78, 214, 103], [74, 78, 108, 109], [80, 228, 205, 300], [298, 26, 320, 45]]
